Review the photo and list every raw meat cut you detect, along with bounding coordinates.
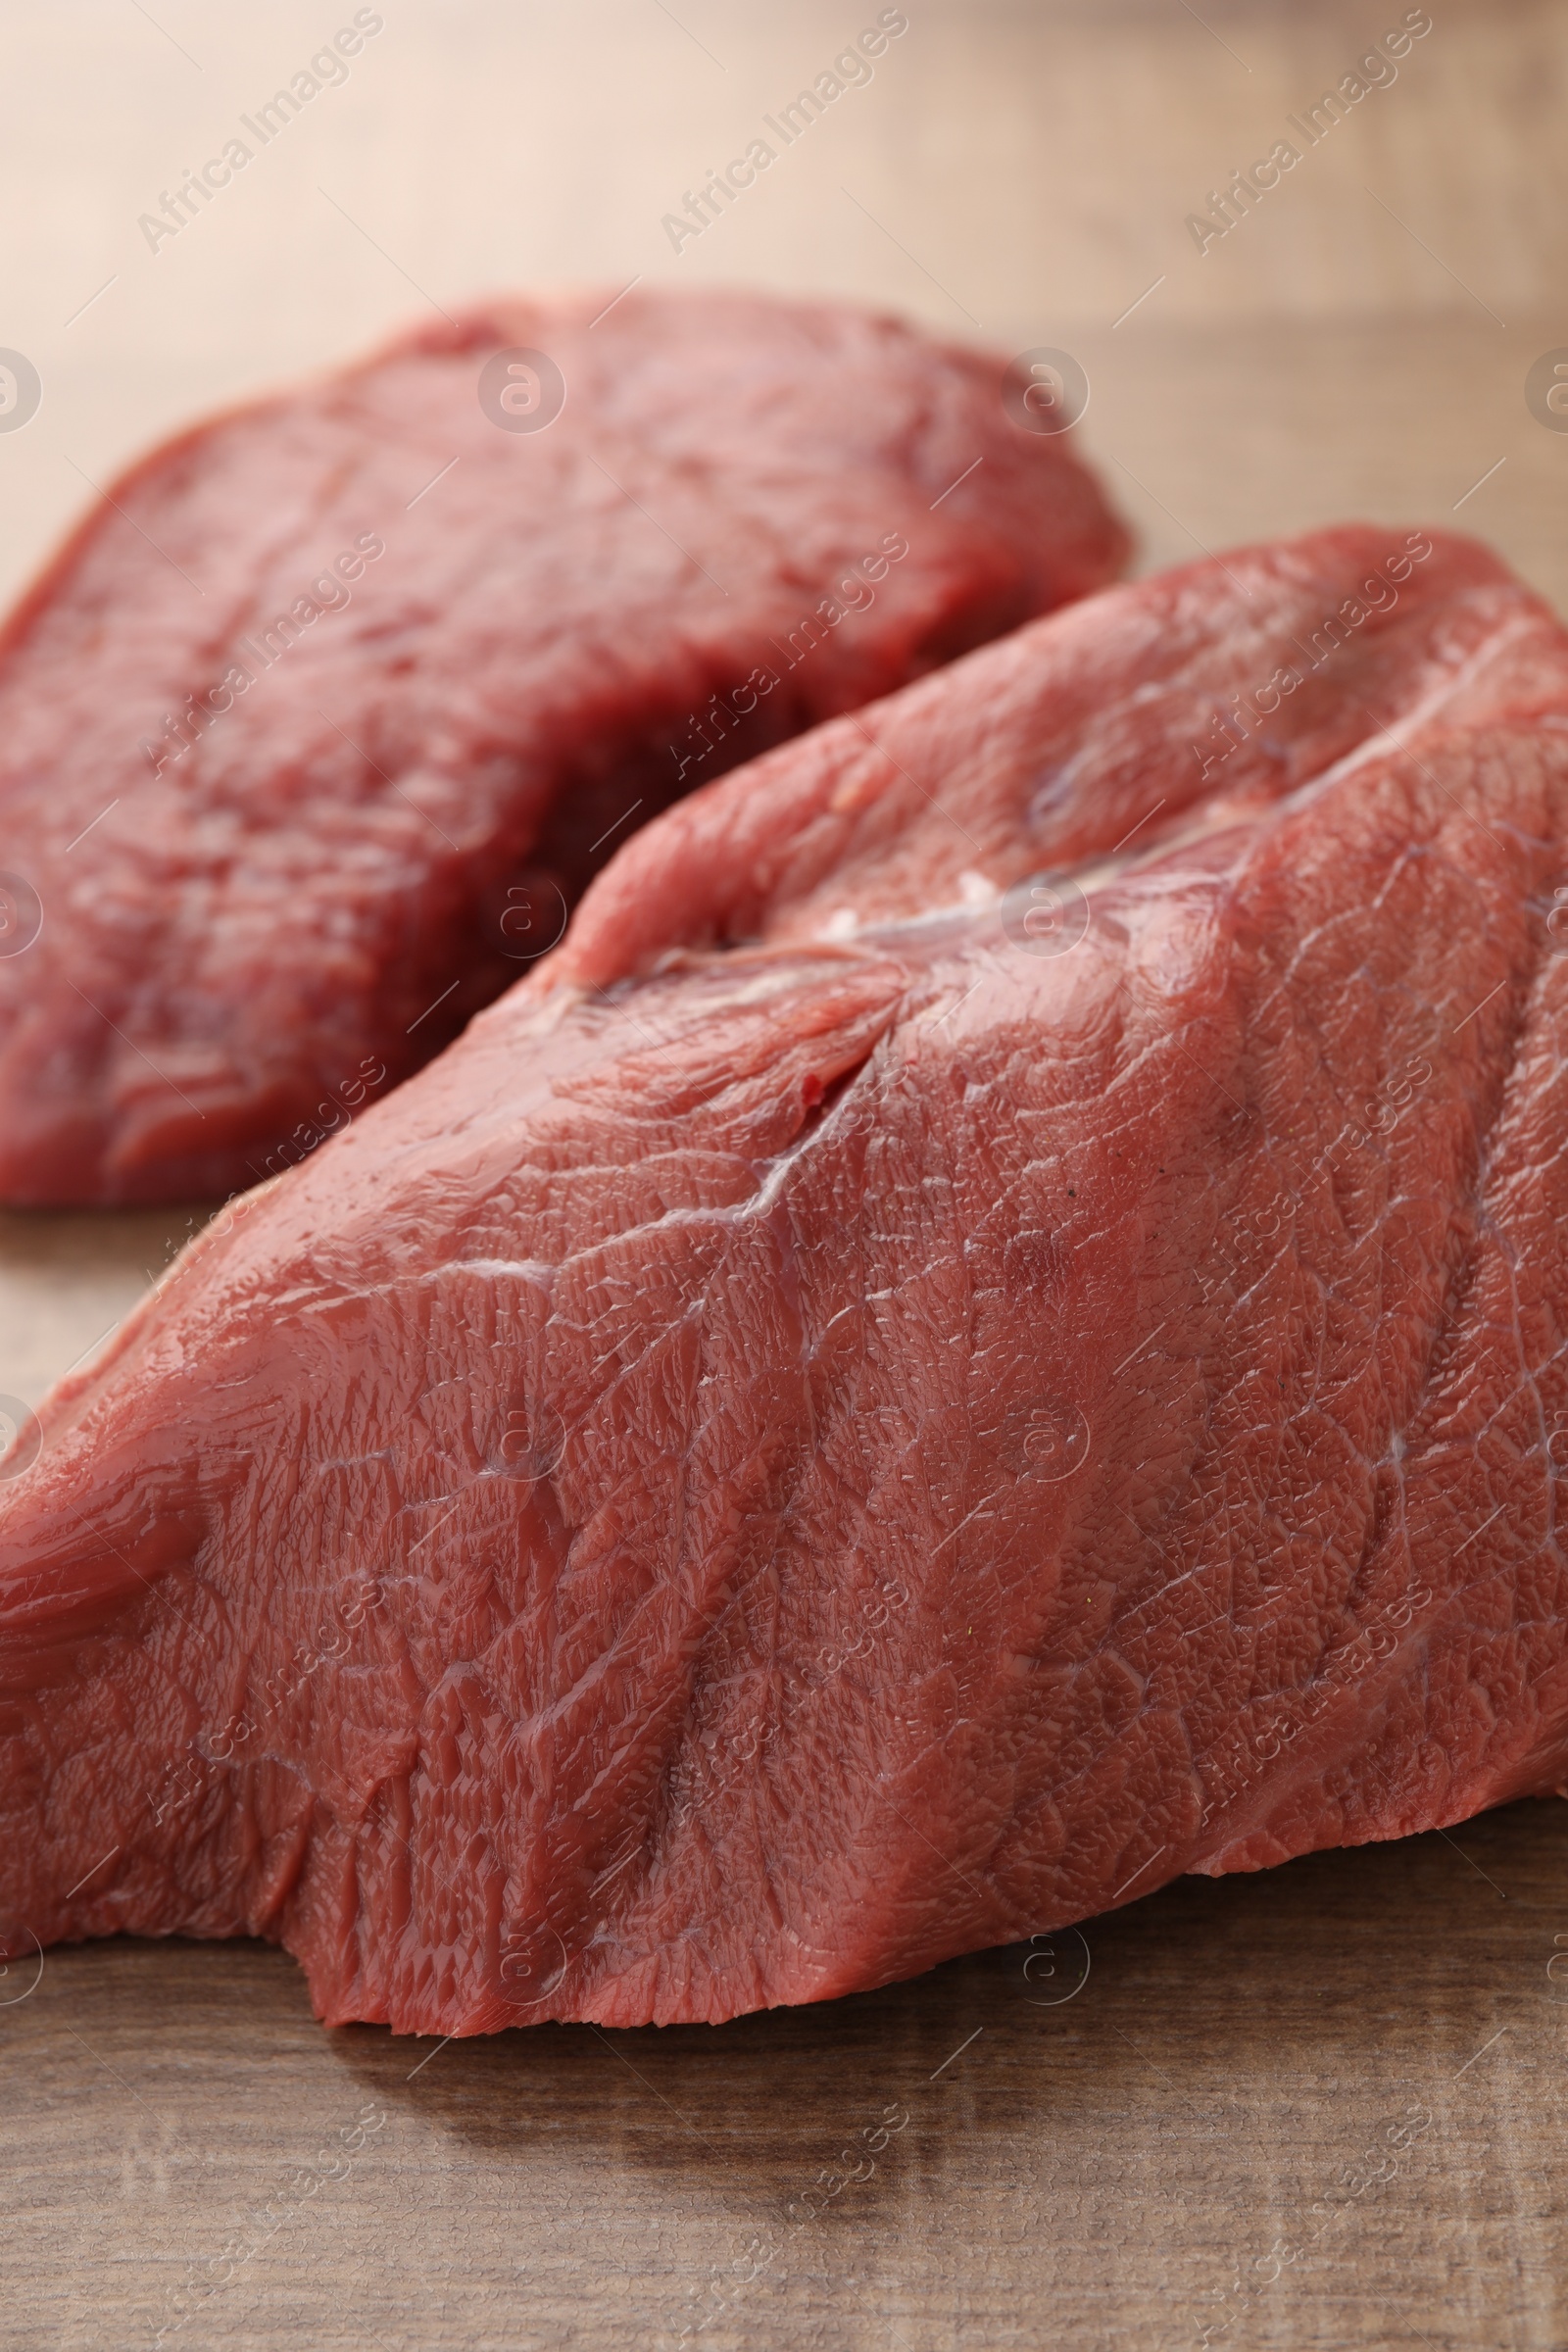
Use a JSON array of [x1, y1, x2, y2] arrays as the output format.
[[0, 288, 1129, 1207], [4, 522, 1568, 2036]]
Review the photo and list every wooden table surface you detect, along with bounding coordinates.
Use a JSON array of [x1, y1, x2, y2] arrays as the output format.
[[3, 3, 1567, 2345]]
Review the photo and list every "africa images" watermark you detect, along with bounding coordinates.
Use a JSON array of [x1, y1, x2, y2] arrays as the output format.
[[139, 531, 385, 776], [662, 10, 909, 253], [1189, 530, 1434, 780], [669, 530, 909, 783], [138, 9, 385, 254], [1185, 8, 1432, 256]]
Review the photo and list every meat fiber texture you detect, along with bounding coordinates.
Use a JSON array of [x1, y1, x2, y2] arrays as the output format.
[[0, 287, 1128, 1207], [4, 523, 1568, 2037]]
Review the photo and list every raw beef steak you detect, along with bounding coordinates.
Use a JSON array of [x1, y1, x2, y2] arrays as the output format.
[[4, 524, 1568, 2035], [0, 288, 1128, 1206]]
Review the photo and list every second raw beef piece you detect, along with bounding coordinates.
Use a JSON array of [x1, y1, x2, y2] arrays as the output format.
[[0, 289, 1127, 1204]]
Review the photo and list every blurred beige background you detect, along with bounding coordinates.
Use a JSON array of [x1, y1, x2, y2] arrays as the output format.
[[1, 0, 1565, 616]]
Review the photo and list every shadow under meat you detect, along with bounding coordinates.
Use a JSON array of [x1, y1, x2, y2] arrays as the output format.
[[322, 1796, 1558, 2218]]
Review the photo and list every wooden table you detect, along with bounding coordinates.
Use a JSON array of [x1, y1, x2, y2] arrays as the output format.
[[3, 3, 1566, 2344], [6, 1802, 1560, 2352]]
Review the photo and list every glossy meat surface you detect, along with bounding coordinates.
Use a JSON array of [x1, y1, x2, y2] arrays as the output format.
[[3, 526, 1567, 2033]]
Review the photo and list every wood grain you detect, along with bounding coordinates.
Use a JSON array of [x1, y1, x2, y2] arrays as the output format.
[[4, 1802, 1561, 2351], [2, 4, 1567, 2346]]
